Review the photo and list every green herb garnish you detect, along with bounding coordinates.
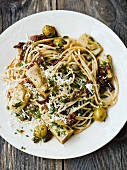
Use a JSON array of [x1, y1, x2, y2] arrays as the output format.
[[21, 146, 26, 150], [57, 131, 60, 136], [49, 107, 56, 114], [32, 137, 41, 143], [18, 63, 23, 67], [51, 122, 58, 126], [63, 36, 69, 38], [36, 110, 42, 119], [102, 61, 107, 68], [22, 52, 25, 57], [66, 126, 70, 130], [16, 129, 25, 134], [13, 102, 22, 108], [6, 106, 10, 110], [43, 61, 47, 66], [48, 78, 56, 87]]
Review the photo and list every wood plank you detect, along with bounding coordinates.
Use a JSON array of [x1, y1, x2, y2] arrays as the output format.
[[0, 0, 62, 170], [0, 137, 62, 170]]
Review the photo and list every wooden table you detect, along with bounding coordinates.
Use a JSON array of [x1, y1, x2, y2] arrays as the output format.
[[0, 0, 127, 169]]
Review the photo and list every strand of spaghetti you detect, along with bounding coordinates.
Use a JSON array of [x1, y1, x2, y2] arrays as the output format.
[[38, 44, 56, 50], [92, 59, 96, 78], [23, 38, 55, 62], [72, 110, 91, 126], [78, 53, 93, 80], [35, 47, 58, 55], [76, 116, 93, 120], [23, 44, 32, 63], [73, 120, 92, 135], [85, 48, 98, 73], [31, 38, 55, 49], [76, 118, 92, 127], [89, 101, 100, 108], [48, 53, 70, 73], [68, 46, 97, 75], [71, 53, 88, 77], [69, 102, 90, 115], [27, 49, 39, 62], [57, 98, 81, 113]]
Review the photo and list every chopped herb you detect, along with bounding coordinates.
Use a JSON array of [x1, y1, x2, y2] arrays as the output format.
[[61, 131, 66, 135], [36, 110, 42, 119], [60, 125, 63, 129], [56, 46, 61, 50], [80, 109, 84, 115], [18, 63, 23, 67], [16, 129, 25, 134], [101, 95, 107, 99], [63, 36, 69, 38], [30, 129, 33, 132], [52, 92, 56, 96], [13, 102, 22, 108], [73, 83, 80, 89], [43, 61, 47, 66], [59, 64, 68, 74], [57, 131, 60, 136], [22, 52, 25, 57], [15, 132, 17, 134], [15, 113, 20, 117], [48, 78, 56, 87], [26, 135, 29, 137], [21, 146, 26, 150], [61, 97, 70, 103], [102, 61, 107, 68], [91, 118, 94, 124], [66, 126, 70, 130], [51, 122, 57, 126], [32, 136, 41, 143], [35, 94, 39, 99], [6, 106, 10, 110], [49, 107, 56, 114]]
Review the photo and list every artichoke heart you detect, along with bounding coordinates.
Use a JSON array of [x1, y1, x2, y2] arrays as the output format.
[[78, 33, 103, 56], [26, 64, 48, 97], [9, 84, 31, 112]]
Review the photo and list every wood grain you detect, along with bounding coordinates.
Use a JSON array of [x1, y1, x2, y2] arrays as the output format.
[[0, 0, 127, 170]]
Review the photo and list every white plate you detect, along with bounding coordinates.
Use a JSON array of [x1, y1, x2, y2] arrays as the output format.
[[0, 10, 127, 159]]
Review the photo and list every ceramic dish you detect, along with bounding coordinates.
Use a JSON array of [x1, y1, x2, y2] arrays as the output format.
[[0, 10, 127, 159]]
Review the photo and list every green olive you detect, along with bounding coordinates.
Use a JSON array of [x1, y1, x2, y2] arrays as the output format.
[[93, 107, 107, 122], [42, 25, 56, 38], [53, 37, 67, 47], [34, 124, 47, 138]]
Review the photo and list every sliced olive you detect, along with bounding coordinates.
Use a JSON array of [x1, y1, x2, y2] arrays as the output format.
[[93, 107, 107, 122], [33, 124, 47, 138], [42, 25, 56, 38], [53, 37, 67, 47]]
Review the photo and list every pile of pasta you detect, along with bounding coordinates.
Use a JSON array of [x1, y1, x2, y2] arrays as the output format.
[[5, 25, 118, 144]]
